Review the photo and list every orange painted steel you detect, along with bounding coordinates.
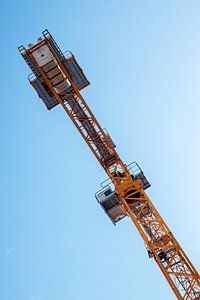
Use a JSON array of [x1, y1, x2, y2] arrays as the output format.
[[19, 31, 200, 300]]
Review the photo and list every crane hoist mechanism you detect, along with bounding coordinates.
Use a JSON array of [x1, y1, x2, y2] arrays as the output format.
[[18, 30, 200, 300]]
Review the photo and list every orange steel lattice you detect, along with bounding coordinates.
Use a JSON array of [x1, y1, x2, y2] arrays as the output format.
[[19, 30, 200, 300]]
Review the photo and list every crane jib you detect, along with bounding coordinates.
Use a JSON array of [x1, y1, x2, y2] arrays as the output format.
[[18, 29, 200, 300]]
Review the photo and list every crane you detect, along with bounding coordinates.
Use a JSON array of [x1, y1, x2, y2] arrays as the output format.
[[18, 30, 200, 300]]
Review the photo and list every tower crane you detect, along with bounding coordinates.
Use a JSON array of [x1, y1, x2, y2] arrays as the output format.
[[18, 30, 200, 300]]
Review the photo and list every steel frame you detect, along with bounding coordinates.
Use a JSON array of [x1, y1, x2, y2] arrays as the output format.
[[19, 30, 200, 300]]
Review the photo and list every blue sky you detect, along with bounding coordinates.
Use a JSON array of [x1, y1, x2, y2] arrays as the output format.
[[0, 1, 200, 300]]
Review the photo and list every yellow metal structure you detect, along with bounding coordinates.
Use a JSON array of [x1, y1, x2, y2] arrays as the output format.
[[19, 30, 200, 300]]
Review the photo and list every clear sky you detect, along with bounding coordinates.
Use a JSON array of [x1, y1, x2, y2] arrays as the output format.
[[0, 1, 200, 300]]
